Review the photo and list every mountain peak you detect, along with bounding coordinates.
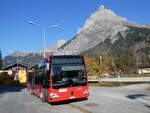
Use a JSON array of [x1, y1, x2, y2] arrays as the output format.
[[98, 5, 116, 16], [98, 5, 105, 10], [77, 5, 127, 33], [32, 39, 67, 55], [11, 51, 29, 57]]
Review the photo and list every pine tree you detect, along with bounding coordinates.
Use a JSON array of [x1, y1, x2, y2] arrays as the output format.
[[114, 49, 137, 74], [0, 50, 3, 69]]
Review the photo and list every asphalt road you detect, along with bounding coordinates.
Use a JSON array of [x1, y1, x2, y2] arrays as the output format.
[[0, 84, 150, 113]]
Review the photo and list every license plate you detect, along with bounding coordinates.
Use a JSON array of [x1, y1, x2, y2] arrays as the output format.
[[70, 96, 75, 99]]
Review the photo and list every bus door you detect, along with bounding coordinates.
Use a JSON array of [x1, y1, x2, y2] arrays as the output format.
[[43, 62, 51, 100], [32, 71, 35, 90]]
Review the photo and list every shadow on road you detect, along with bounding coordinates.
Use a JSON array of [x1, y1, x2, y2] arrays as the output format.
[[50, 98, 88, 105], [126, 93, 150, 109], [126, 94, 147, 99], [0, 85, 26, 93]]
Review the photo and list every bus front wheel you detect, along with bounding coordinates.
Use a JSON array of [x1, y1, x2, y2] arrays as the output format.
[[29, 88, 33, 95], [40, 91, 46, 103]]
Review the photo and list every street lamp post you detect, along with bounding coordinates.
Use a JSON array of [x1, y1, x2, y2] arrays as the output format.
[[29, 21, 59, 57]]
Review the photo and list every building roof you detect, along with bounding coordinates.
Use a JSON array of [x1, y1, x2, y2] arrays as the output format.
[[2, 63, 27, 70]]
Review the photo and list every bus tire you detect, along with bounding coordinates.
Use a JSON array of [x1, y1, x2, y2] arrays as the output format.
[[29, 88, 33, 95], [40, 91, 45, 103]]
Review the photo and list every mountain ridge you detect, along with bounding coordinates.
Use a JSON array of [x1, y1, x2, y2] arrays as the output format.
[[54, 5, 150, 56], [3, 5, 150, 67], [3, 40, 66, 66]]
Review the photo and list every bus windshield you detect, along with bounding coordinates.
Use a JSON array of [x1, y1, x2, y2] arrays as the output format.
[[52, 64, 86, 89]]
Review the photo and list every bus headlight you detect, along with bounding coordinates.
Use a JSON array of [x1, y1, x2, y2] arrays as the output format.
[[50, 93, 59, 98], [83, 90, 89, 94]]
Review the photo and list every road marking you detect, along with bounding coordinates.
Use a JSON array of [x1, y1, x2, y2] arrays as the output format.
[[69, 104, 92, 113]]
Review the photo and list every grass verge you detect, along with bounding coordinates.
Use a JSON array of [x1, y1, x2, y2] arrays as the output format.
[[89, 82, 145, 87]]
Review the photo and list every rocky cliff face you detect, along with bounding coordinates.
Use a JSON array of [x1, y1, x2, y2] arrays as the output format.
[[81, 26, 150, 59], [54, 5, 150, 55]]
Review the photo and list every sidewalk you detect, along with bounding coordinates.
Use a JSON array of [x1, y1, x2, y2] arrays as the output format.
[[100, 77, 150, 82]]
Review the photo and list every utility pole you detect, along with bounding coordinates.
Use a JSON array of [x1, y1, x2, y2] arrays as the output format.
[[99, 56, 102, 75], [17, 55, 18, 71], [99, 56, 102, 83]]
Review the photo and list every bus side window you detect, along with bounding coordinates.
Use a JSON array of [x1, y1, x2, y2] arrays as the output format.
[[45, 63, 51, 88]]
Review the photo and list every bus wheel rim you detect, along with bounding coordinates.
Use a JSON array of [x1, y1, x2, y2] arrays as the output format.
[[40, 92, 43, 98]]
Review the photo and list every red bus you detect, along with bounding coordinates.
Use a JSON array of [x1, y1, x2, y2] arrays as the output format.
[[27, 55, 89, 102]]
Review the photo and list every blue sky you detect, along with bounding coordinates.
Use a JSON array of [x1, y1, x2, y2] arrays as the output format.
[[0, 0, 150, 57]]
